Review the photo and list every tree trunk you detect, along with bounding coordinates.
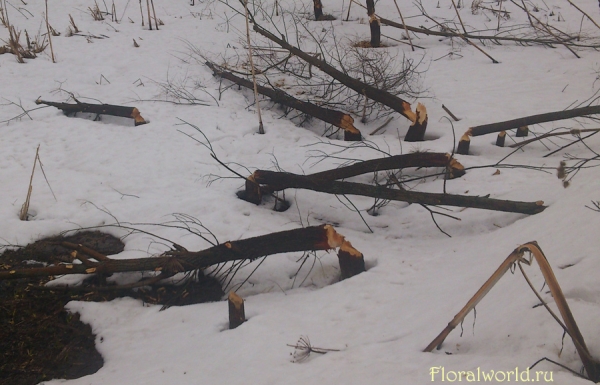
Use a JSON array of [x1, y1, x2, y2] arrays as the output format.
[[457, 105, 600, 154], [228, 291, 246, 329], [205, 61, 361, 140], [252, 23, 427, 141], [0, 225, 347, 280], [35, 99, 147, 126], [313, 0, 323, 20], [366, 0, 381, 47], [250, 170, 546, 214]]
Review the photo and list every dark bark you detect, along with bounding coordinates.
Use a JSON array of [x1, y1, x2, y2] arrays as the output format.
[[252, 23, 427, 141], [228, 291, 246, 329], [495, 131, 506, 147], [366, 0, 381, 47], [469, 105, 600, 137], [35, 98, 147, 126], [0, 225, 346, 280], [516, 126, 529, 137], [338, 241, 365, 279], [456, 133, 470, 155], [251, 170, 546, 214], [206, 61, 361, 140], [301, 152, 465, 182], [313, 0, 323, 20], [457, 105, 600, 154]]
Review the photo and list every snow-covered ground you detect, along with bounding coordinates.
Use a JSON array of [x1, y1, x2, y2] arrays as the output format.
[[1, 0, 600, 384]]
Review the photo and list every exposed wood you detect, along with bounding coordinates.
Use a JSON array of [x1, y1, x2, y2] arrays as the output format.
[[366, 0, 381, 47], [228, 291, 246, 329], [338, 240, 365, 279], [404, 103, 428, 141], [206, 61, 361, 140], [423, 242, 600, 383], [495, 131, 506, 147], [0, 225, 348, 280], [457, 105, 600, 154], [252, 23, 427, 141], [250, 170, 546, 214], [35, 98, 147, 126]]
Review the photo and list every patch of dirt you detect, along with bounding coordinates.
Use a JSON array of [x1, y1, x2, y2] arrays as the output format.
[[0, 231, 223, 385]]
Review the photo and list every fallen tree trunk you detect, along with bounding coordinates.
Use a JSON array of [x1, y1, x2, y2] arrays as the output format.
[[457, 105, 600, 154], [249, 170, 546, 214], [240, 152, 465, 204], [251, 22, 428, 141], [0, 225, 347, 280], [205, 61, 361, 141], [35, 98, 148, 126], [302, 152, 464, 181]]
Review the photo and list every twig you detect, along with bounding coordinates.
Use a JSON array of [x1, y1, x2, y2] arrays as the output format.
[[392, 0, 414, 51], [19, 145, 39, 220], [509, 127, 600, 148], [442, 104, 460, 121], [566, 0, 600, 32], [243, 0, 264, 134], [45, 0, 55, 62]]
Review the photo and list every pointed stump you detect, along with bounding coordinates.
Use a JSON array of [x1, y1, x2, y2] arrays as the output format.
[[338, 240, 365, 280], [228, 291, 246, 329]]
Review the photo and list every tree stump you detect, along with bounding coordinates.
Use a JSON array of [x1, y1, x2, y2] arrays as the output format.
[[338, 240, 365, 279], [495, 131, 506, 147], [228, 291, 246, 329]]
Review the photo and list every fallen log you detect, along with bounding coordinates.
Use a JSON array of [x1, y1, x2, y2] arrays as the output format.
[[239, 152, 465, 204], [205, 61, 361, 141], [251, 22, 428, 141], [0, 225, 348, 280], [308, 152, 464, 181], [457, 105, 600, 154], [249, 169, 546, 214], [35, 98, 148, 126]]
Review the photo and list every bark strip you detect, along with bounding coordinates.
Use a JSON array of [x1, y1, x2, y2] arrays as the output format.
[[251, 170, 546, 214], [35, 98, 147, 126], [206, 61, 361, 140], [0, 225, 346, 280]]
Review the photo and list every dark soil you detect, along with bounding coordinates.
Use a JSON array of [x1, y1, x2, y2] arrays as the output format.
[[0, 231, 223, 385]]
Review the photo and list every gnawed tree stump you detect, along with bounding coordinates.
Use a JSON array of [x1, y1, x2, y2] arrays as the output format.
[[366, 0, 381, 48], [456, 105, 600, 154], [516, 126, 529, 137], [495, 131, 506, 147], [338, 240, 365, 279], [228, 291, 246, 329], [252, 23, 427, 141], [206, 62, 361, 141], [35, 98, 147, 126], [313, 0, 323, 20]]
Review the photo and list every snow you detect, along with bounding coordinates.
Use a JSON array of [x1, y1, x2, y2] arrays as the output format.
[[1, 0, 600, 384]]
